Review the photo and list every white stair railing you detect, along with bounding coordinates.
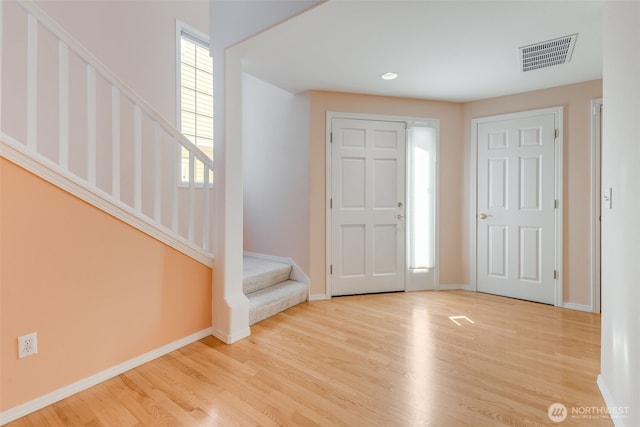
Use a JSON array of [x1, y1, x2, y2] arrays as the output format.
[[0, 0, 214, 265]]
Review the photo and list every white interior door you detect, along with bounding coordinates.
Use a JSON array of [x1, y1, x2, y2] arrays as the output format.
[[476, 112, 557, 304], [330, 118, 406, 296]]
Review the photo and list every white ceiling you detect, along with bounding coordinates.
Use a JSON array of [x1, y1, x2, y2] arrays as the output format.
[[233, 0, 603, 102]]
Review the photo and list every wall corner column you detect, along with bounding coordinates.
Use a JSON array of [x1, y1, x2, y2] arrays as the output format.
[[210, 46, 250, 344]]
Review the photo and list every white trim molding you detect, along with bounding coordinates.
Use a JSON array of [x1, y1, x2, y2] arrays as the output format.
[[590, 98, 603, 313], [563, 302, 594, 313], [0, 328, 213, 426], [469, 107, 564, 307], [439, 284, 473, 291], [211, 326, 251, 345]]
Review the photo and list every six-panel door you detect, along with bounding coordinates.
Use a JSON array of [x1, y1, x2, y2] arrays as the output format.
[[476, 113, 556, 304], [330, 118, 406, 296]]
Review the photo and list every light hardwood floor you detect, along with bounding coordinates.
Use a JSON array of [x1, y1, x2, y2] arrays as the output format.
[[7, 291, 611, 426]]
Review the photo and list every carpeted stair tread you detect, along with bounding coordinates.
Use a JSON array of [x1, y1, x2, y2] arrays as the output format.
[[243, 255, 292, 294], [247, 280, 308, 325]]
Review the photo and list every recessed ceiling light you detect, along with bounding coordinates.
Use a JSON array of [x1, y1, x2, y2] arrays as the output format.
[[380, 72, 399, 80]]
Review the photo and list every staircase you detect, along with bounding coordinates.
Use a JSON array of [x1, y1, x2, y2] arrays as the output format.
[[243, 255, 308, 325], [0, 0, 214, 266]]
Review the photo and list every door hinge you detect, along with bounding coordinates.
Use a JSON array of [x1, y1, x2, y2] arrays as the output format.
[[554, 199, 559, 209], [330, 198, 333, 209], [330, 132, 333, 143], [330, 264, 333, 275], [554, 129, 559, 140], [553, 270, 558, 279]]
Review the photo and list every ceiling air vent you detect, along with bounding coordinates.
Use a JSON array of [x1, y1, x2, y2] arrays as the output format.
[[519, 33, 578, 72]]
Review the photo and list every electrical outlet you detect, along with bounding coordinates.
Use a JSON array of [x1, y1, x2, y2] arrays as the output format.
[[18, 332, 38, 359]]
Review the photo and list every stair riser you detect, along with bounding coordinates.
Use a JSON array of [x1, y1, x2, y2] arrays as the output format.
[[244, 267, 291, 294], [248, 280, 308, 325]]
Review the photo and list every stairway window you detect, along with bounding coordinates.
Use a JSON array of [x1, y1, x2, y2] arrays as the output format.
[[177, 22, 213, 184]]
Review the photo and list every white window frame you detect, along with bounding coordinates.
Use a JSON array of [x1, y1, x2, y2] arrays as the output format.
[[176, 20, 213, 186]]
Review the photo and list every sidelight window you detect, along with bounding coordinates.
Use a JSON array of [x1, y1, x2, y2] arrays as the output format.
[[407, 124, 437, 270]]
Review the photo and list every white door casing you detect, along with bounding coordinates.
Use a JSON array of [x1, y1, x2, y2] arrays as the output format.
[[590, 98, 602, 313], [473, 108, 562, 305], [329, 118, 406, 296]]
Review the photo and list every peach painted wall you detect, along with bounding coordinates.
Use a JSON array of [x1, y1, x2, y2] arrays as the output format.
[[0, 158, 212, 411], [309, 91, 465, 297], [462, 79, 603, 307]]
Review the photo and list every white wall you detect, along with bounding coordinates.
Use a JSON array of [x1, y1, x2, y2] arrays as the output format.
[[600, 2, 640, 425], [35, 0, 209, 126], [209, 0, 320, 342], [242, 73, 310, 273]]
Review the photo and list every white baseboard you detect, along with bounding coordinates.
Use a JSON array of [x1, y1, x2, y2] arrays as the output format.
[[0, 328, 213, 426], [438, 284, 472, 291], [597, 375, 626, 427], [563, 302, 594, 313], [243, 251, 294, 263], [211, 326, 250, 345], [309, 294, 330, 301]]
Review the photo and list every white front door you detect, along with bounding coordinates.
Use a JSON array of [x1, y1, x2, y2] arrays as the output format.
[[330, 118, 406, 296], [476, 111, 558, 304]]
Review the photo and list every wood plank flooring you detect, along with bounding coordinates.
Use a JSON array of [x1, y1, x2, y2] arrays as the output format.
[[7, 291, 611, 426]]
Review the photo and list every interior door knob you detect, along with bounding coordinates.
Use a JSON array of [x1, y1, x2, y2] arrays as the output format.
[[478, 213, 492, 220]]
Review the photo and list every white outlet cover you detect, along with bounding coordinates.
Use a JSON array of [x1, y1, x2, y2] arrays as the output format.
[[18, 332, 38, 359]]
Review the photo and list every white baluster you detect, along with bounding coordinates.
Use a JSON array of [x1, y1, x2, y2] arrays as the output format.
[[86, 64, 96, 185], [188, 151, 195, 241], [171, 139, 179, 233], [111, 86, 121, 200], [27, 14, 38, 150], [203, 164, 210, 252], [153, 122, 161, 222], [133, 105, 142, 210], [0, 0, 4, 132], [58, 41, 69, 169]]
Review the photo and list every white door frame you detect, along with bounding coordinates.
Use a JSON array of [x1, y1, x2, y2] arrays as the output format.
[[469, 107, 564, 307], [326, 112, 439, 297], [590, 98, 602, 313]]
